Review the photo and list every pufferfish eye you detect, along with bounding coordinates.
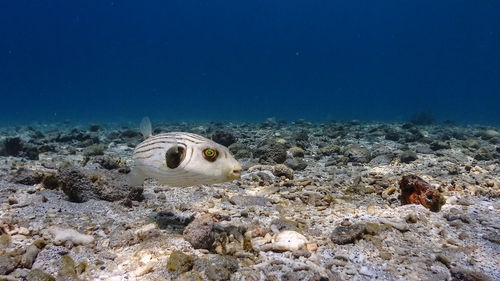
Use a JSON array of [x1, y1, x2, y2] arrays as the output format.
[[203, 148, 218, 162]]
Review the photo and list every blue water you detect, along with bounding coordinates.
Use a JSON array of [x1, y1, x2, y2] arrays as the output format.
[[1, 1, 499, 125]]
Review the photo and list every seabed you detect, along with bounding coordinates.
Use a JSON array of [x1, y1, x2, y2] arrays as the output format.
[[0, 120, 499, 280]]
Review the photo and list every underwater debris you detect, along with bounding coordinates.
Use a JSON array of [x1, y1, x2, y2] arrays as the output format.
[[399, 175, 445, 212], [49, 226, 94, 246]]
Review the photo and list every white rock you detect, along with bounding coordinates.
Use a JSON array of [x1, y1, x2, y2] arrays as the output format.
[[359, 266, 374, 276], [271, 230, 307, 252], [49, 226, 94, 245]]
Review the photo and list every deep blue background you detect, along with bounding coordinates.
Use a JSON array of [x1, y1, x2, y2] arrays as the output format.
[[1, 1, 499, 124]]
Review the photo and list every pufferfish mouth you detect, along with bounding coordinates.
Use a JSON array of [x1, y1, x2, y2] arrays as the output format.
[[227, 165, 242, 180]]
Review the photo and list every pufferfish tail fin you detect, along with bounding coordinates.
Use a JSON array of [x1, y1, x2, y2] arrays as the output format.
[[128, 166, 146, 186], [140, 116, 152, 139]]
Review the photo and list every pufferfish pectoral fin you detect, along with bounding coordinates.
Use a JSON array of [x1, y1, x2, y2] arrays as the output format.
[[140, 116, 152, 138], [128, 167, 146, 186]]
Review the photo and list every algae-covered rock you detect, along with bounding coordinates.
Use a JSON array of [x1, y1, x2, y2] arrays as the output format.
[[167, 251, 194, 273], [228, 142, 252, 159], [193, 255, 239, 281], [0, 255, 18, 275], [20, 244, 41, 268], [83, 144, 106, 156], [58, 167, 142, 203], [272, 164, 294, 179], [57, 255, 79, 281], [255, 139, 287, 164], [27, 269, 56, 281], [179, 271, 204, 281], [289, 146, 305, 158]]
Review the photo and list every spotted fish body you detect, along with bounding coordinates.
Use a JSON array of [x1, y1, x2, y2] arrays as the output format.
[[129, 118, 242, 187]]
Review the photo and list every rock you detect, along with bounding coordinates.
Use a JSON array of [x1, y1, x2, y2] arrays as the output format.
[[364, 222, 382, 235], [1, 137, 23, 157], [230, 195, 272, 207], [211, 130, 237, 147], [57, 255, 79, 280], [292, 130, 310, 149], [120, 129, 141, 138], [271, 218, 299, 232], [83, 143, 106, 156], [289, 146, 305, 158], [0, 255, 18, 275], [179, 271, 204, 281], [166, 251, 194, 273], [272, 164, 294, 179], [480, 129, 500, 139], [27, 269, 56, 281], [369, 154, 393, 166], [58, 168, 98, 202], [399, 150, 418, 163], [415, 145, 433, 154], [7, 196, 18, 205], [285, 158, 307, 171], [255, 139, 287, 164], [10, 168, 44, 185], [482, 231, 500, 244], [22, 143, 40, 160], [92, 156, 122, 170], [271, 231, 307, 252], [58, 167, 142, 203], [134, 223, 161, 241], [344, 145, 372, 163], [183, 216, 215, 250], [319, 144, 341, 156], [450, 267, 494, 281], [241, 170, 276, 183], [330, 223, 366, 245], [405, 213, 418, 224], [193, 255, 239, 281], [399, 175, 445, 212], [20, 244, 42, 268], [292, 249, 311, 258], [474, 147, 495, 161], [152, 210, 194, 228], [41, 173, 60, 189], [359, 266, 374, 277], [436, 254, 451, 268], [430, 141, 450, 151], [228, 142, 252, 159]]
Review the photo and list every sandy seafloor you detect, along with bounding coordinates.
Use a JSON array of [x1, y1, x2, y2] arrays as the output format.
[[0, 120, 499, 281]]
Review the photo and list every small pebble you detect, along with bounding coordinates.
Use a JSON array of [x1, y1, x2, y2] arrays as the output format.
[[8, 197, 18, 205]]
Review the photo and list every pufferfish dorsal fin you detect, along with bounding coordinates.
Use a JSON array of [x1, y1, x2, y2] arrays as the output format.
[[140, 116, 152, 139]]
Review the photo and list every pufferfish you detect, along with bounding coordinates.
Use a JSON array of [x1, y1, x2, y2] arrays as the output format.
[[129, 117, 242, 187]]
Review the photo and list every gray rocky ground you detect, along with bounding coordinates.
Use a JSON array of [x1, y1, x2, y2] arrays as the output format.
[[0, 120, 499, 280]]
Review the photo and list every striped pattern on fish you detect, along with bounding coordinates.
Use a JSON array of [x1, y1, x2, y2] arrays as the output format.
[[129, 118, 242, 187]]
